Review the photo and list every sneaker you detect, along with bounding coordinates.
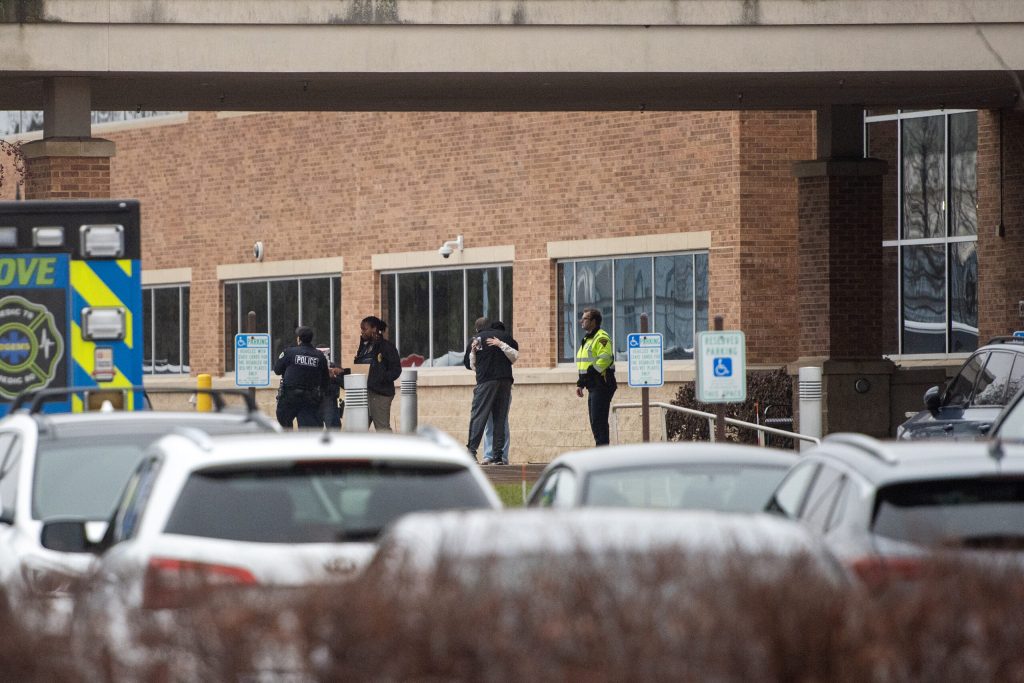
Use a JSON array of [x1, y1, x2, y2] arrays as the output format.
[[481, 459, 496, 465], [490, 460, 506, 466]]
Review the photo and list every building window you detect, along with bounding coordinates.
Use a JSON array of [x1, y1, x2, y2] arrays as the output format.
[[143, 285, 190, 375], [223, 276, 340, 372], [866, 109, 978, 355], [557, 252, 709, 363], [381, 266, 513, 367]]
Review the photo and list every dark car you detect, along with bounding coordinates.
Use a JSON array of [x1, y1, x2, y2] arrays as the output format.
[[897, 337, 1024, 440]]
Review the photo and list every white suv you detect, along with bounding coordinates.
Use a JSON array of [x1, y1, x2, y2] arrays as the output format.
[[52, 428, 500, 613], [0, 387, 279, 624]]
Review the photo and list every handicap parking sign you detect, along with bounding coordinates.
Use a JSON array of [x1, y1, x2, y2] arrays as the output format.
[[696, 331, 746, 403]]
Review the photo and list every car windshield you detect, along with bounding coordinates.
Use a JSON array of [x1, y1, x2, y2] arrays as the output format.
[[872, 477, 1024, 549], [164, 462, 493, 543], [584, 464, 789, 513], [33, 433, 161, 520]]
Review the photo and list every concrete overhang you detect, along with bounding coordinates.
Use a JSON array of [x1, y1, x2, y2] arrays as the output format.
[[0, 0, 1022, 111]]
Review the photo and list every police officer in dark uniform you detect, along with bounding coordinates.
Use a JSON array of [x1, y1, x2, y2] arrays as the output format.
[[274, 325, 330, 429]]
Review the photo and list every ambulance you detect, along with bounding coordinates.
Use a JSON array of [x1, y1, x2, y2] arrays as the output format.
[[0, 200, 143, 415]]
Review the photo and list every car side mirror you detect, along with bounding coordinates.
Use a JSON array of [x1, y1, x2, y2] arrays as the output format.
[[40, 520, 94, 553], [924, 385, 942, 415]]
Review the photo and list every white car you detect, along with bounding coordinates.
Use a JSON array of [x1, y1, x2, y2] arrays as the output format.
[[0, 388, 278, 624], [55, 428, 501, 612]]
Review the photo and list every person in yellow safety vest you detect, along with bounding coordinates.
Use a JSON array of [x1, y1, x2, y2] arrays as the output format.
[[575, 307, 617, 446]]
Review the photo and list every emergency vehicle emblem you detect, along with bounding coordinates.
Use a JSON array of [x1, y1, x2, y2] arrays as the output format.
[[0, 295, 65, 399]]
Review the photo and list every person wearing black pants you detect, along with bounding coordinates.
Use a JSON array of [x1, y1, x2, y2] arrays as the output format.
[[575, 308, 617, 446], [274, 325, 330, 429], [464, 317, 519, 464]]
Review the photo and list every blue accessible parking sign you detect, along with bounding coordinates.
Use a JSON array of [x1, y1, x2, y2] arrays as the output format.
[[696, 331, 746, 403], [627, 333, 664, 388]]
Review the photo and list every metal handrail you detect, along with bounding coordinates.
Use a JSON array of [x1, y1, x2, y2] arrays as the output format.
[[610, 401, 819, 448]]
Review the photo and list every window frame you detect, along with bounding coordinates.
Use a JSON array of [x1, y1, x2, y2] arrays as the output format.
[[142, 283, 190, 375], [867, 108, 978, 357], [380, 264, 512, 368], [556, 250, 708, 365], [223, 274, 340, 372]]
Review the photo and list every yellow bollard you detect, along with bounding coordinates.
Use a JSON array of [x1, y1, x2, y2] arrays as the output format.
[[196, 374, 212, 412]]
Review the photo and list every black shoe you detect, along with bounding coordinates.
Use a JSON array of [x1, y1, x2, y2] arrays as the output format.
[[490, 460, 506, 466], [481, 459, 497, 465]]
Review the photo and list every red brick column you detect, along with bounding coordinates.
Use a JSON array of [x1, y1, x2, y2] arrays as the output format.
[[21, 138, 114, 200], [977, 109, 1024, 339], [794, 160, 887, 360]]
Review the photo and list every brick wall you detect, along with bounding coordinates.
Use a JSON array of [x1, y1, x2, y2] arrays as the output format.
[[25, 156, 110, 199], [797, 173, 884, 359], [103, 110, 786, 375], [738, 111, 814, 364], [978, 109, 1024, 339]]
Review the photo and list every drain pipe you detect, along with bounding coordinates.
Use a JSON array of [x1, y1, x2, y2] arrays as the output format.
[[798, 366, 823, 451]]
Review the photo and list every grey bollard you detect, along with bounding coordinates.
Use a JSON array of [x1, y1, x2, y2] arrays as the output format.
[[798, 366, 823, 451], [400, 368, 418, 434], [343, 373, 369, 432]]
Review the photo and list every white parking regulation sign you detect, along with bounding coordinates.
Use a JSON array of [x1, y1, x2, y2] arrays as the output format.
[[696, 330, 746, 403], [235, 333, 271, 387], [627, 333, 664, 388]]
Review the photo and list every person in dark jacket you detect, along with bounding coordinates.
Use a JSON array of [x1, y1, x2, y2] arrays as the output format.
[[463, 317, 519, 464], [320, 360, 350, 429], [274, 325, 330, 429], [353, 316, 402, 432]]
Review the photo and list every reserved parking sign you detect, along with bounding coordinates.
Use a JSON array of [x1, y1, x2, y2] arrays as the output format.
[[696, 330, 746, 403]]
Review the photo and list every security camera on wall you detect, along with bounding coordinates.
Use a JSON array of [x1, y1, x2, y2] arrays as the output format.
[[253, 241, 265, 262], [438, 235, 463, 259]]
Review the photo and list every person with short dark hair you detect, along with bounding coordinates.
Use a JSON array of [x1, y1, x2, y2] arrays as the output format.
[[353, 316, 402, 431], [464, 316, 519, 464], [274, 325, 330, 429], [575, 307, 616, 446]]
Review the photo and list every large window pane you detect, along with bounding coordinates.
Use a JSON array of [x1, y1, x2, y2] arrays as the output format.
[[501, 266, 514, 334], [299, 278, 332, 361], [465, 267, 501, 333], [224, 284, 237, 372], [181, 287, 190, 373], [382, 274, 396, 354], [949, 242, 978, 353], [558, 263, 574, 362], [431, 270, 465, 367], [575, 260, 613, 344], [882, 247, 900, 355], [397, 272, 429, 366], [902, 116, 946, 239], [656, 254, 695, 360], [142, 290, 153, 373], [153, 288, 182, 373], [901, 245, 946, 354], [239, 282, 268, 333], [950, 112, 978, 238], [614, 257, 652, 361], [270, 280, 299, 359], [695, 253, 709, 335]]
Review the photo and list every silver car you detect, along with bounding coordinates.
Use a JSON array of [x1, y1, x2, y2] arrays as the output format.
[[765, 433, 1024, 584], [526, 442, 797, 512]]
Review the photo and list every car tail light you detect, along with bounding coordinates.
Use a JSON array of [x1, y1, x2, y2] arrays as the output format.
[[849, 555, 924, 588], [142, 557, 257, 609]]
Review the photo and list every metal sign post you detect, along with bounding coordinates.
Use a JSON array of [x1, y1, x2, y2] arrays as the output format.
[[696, 315, 746, 442]]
